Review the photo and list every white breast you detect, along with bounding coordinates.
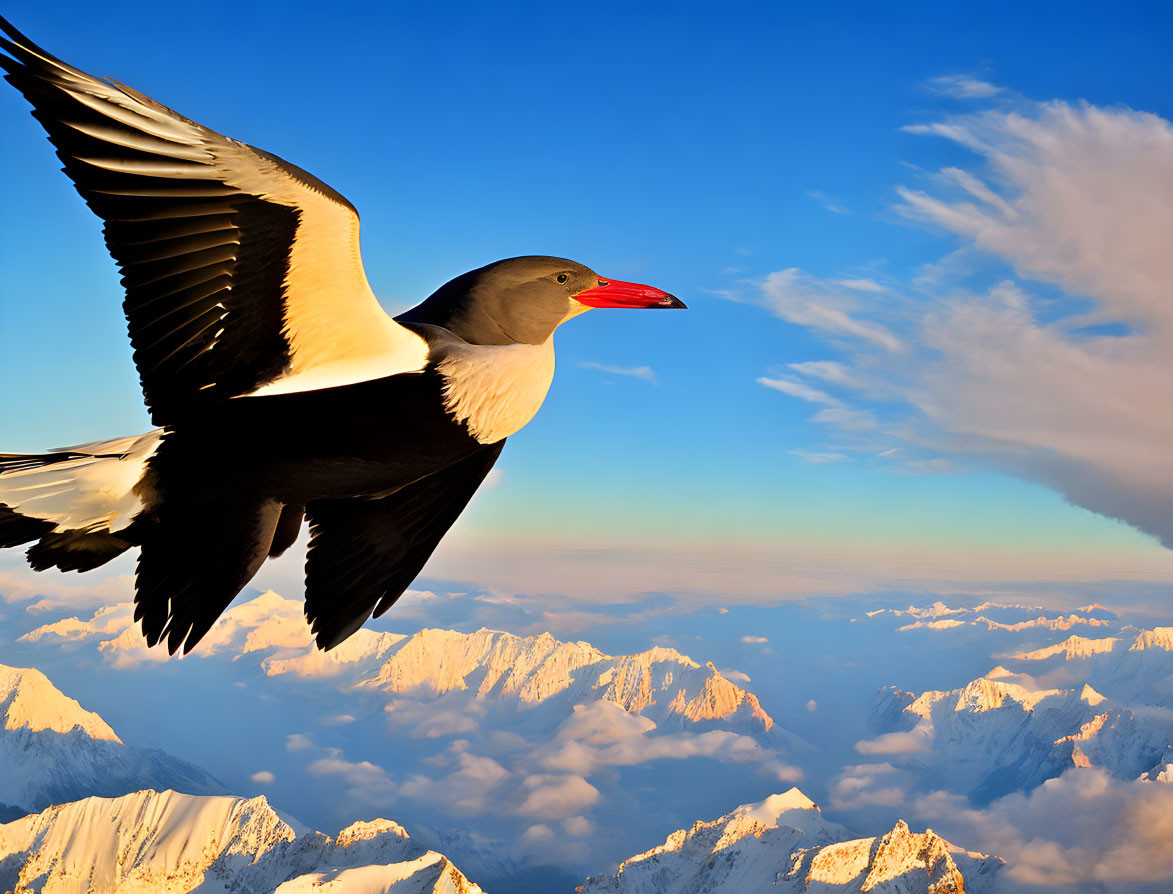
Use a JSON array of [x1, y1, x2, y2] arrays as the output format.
[[436, 340, 556, 444]]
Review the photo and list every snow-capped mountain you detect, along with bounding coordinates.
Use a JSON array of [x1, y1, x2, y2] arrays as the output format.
[[0, 788, 483, 894], [869, 670, 1173, 801], [359, 628, 783, 742], [1006, 625, 1173, 706], [577, 788, 1002, 893], [0, 662, 224, 814], [19, 594, 789, 742], [863, 600, 1117, 634]]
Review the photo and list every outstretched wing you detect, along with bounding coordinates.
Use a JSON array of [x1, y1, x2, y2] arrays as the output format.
[[304, 441, 505, 650], [0, 16, 427, 422]]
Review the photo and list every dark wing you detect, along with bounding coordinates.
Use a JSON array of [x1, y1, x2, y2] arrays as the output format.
[[304, 441, 506, 650], [0, 16, 427, 423]]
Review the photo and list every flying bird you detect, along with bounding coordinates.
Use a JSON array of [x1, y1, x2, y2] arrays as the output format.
[[0, 17, 684, 654]]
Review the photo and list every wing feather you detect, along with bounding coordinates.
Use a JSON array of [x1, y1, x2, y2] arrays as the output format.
[[304, 442, 505, 650], [0, 16, 427, 421]]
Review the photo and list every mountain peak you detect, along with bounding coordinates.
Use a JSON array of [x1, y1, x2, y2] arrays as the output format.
[[336, 817, 411, 846], [0, 663, 120, 743], [731, 788, 819, 825], [792, 818, 998, 892]]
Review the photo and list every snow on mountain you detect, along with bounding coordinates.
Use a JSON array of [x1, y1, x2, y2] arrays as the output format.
[[0, 662, 224, 814], [1012, 634, 1119, 660], [971, 613, 1113, 633], [1003, 624, 1173, 706], [1129, 626, 1173, 652], [867, 672, 1173, 801], [576, 789, 1001, 893], [863, 600, 1116, 634], [359, 628, 781, 741], [0, 664, 119, 741], [0, 789, 483, 894]]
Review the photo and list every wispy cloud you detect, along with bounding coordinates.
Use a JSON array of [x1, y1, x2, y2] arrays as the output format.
[[789, 449, 849, 464], [760, 269, 905, 353], [757, 376, 842, 407], [755, 96, 1173, 546], [923, 74, 1004, 99], [808, 189, 851, 214], [578, 362, 659, 385]]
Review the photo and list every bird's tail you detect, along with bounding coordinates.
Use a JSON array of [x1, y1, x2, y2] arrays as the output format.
[[0, 430, 163, 572]]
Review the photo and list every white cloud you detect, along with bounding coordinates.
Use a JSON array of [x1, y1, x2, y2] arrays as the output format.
[[516, 774, 600, 819], [810, 407, 879, 431], [250, 770, 275, 784], [399, 742, 510, 815], [563, 816, 595, 837], [854, 731, 928, 755], [788, 360, 868, 389], [915, 769, 1173, 889], [306, 749, 396, 806], [756, 97, 1173, 546], [830, 761, 910, 809], [536, 700, 772, 778], [384, 697, 485, 738], [522, 823, 555, 842], [789, 449, 849, 464], [286, 733, 314, 751], [578, 362, 660, 385], [805, 699, 818, 713], [741, 635, 768, 644]]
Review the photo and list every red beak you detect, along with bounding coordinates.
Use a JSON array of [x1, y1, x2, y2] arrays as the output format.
[[574, 278, 687, 309]]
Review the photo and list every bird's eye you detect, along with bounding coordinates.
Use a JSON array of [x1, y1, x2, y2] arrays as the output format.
[[556, 274, 569, 284]]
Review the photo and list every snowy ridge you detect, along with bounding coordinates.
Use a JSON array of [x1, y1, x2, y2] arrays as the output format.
[[1129, 627, 1173, 652], [0, 789, 483, 894], [361, 628, 778, 739], [577, 789, 1001, 893], [1012, 634, 1119, 660], [869, 671, 1173, 800], [1001, 624, 1173, 706], [0, 663, 223, 813]]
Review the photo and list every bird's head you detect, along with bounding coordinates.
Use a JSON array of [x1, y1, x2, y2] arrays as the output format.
[[398, 256, 685, 346]]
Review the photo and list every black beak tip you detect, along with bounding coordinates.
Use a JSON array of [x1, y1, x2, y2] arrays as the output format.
[[659, 294, 687, 309]]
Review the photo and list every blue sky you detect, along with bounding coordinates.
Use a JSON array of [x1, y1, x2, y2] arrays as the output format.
[[2, 0, 1172, 601]]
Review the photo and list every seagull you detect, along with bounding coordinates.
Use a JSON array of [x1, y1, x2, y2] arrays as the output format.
[[0, 17, 685, 655]]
